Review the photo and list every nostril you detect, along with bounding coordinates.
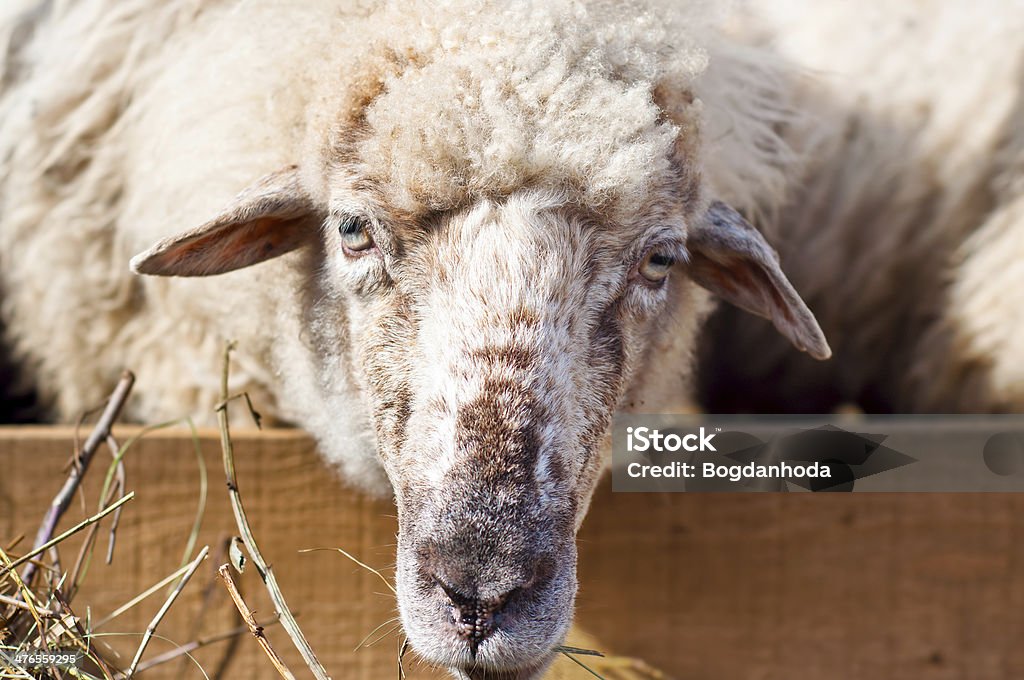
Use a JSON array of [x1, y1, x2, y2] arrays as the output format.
[[432, 575, 519, 652]]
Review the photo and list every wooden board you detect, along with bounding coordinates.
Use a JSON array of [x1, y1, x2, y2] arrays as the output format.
[[2, 427, 1023, 679]]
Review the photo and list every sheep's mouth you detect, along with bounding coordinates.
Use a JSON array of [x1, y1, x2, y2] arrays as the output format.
[[452, 654, 552, 680]]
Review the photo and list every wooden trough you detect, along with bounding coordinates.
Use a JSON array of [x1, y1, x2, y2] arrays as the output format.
[[2, 427, 1023, 679]]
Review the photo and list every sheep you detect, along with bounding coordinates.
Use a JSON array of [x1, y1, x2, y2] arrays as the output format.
[[699, 0, 1024, 414], [0, 1, 829, 677]]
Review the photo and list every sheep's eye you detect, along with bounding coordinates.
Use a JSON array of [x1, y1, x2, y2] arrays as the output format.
[[339, 217, 374, 253], [637, 249, 676, 284]]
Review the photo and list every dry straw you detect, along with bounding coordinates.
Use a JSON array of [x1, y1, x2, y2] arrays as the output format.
[[0, 371, 266, 679], [2, 346, 619, 679]]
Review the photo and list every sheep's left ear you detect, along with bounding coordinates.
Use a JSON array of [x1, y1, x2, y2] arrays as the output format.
[[130, 165, 319, 277], [686, 200, 831, 360]]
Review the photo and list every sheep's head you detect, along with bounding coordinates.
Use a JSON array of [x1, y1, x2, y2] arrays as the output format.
[[131, 179, 827, 678], [129, 5, 829, 677]]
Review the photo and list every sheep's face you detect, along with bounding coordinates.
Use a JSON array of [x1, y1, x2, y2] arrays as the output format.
[[132, 162, 828, 679], [321, 190, 695, 678]]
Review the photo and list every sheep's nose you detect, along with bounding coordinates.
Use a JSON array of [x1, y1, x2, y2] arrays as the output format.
[[430, 572, 529, 653]]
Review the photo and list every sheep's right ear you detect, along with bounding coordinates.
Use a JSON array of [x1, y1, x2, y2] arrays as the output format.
[[686, 201, 832, 360], [130, 165, 320, 277]]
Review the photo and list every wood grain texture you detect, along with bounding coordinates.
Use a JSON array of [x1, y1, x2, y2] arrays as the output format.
[[2, 427, 1023, 679]]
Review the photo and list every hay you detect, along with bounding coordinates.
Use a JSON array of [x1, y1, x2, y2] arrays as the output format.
[[0, 371, 270, 679], [2, 345, 666, 679]]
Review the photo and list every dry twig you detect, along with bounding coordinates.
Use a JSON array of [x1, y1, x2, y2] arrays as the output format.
[[130, 614, 282, 675], [20, 372, 135, 590], [217, 564, 296, 680], [217, 341, 330, 680], [93, 563, 194, 630], [49, 588, 119, 680], [121, 545, 209, 679], [104, 434, 128, 565], [0, 593, 55, 616], [178, 536, 239, 679], [1, 494, 134, 577]]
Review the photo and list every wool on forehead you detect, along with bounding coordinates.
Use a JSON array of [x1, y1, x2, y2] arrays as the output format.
[[328, 0, 711, 220]]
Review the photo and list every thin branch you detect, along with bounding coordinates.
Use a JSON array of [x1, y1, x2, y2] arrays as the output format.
[[98, 418, 186, 514], [173, 420, 208, 586], [65, 453, 126, 604], [49, 589, 118, 680], [122, 546, 209, 679], [90, 632, 208, 679], [213, 393, 262, 429], [216, 564, 295, 680], [20, 372, 134, 590], [69, 417, 195, 596], [66, 520, 101, 603], [217, 342, 330, 680], [92, 563, 193, 630], [0, 494, 135, 576], [63, 436, 128, 605], [0, 593, 55, 616], [129, 615, 282, 676], [44, 546, 62, 593], [0, 546, 46, 654], [184, 536, 240, 680], [104, 434, 127, 565]]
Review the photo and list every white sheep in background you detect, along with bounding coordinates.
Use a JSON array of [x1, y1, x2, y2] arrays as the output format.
[[0, 1, 828, 677], [699, 0, 1024, 414]]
